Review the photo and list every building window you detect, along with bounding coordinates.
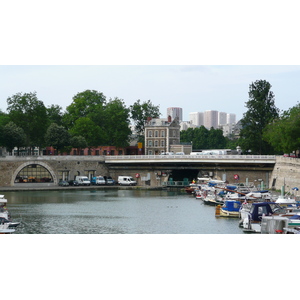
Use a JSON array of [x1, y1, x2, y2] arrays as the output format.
[[15, 164, 53, 183], [118, 150, 123, 155], [155, 130, 159, 137], [154, 140, 158, 147], [95, 150, 99, 155], [148, 130, 153, 137], [148, 150, 153, 155], [161, 130, 165, 137], [161, 140, 165, 147], [148, 140, 153, 147]]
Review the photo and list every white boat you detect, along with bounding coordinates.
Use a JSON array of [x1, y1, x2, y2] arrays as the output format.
[[0, 223, 15, 234], [0, 195, 20, 229]]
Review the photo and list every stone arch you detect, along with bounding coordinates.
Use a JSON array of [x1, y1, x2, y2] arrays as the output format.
[[11, 161, 58, 186]]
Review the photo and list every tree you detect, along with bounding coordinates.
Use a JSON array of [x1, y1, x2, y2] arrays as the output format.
[[0, 110, 11, 146], [70, 135, 88, 154], [45, 123, 70, 154], [239, 80, 279, 154], [63, 90, 106, 129], [130, 99, 161, 142], [47, 104, 64, 126], [7, 92, 48, 153], [263, 103, 300, 154], [2, 122, 26, 154], [104, 98, 132, 147]]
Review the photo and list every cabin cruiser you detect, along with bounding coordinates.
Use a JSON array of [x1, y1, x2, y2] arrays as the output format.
[[0, 195, 20, 229]]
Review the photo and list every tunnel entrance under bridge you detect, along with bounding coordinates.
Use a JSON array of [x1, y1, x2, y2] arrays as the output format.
[[169, 169, 200, 182]]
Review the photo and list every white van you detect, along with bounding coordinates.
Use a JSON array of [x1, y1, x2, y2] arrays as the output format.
[[118, 176, 137, 186], [75, 176, 91, 186]]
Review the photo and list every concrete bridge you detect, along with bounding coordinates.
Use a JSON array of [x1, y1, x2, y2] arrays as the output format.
[[0, 154, 298, 191]]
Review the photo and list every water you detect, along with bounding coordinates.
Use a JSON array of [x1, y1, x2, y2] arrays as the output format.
[[5, 189, 243, 234]]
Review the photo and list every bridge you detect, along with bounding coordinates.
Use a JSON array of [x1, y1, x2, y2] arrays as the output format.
[[0, 154, 280, 188]]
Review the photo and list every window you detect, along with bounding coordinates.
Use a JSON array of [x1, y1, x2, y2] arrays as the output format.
[[154, 140, 158, 147], [148, 140, 153, 147], [161, 140, 165, 147], [15, 164, 53, 183], [148, 130, 153, 137], [155, 131, 159, 137], [161, 130, 165, 137]]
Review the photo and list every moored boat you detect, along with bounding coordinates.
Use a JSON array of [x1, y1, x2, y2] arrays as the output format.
[[0, 195, 20, 229], [215, 200, 241, 218]]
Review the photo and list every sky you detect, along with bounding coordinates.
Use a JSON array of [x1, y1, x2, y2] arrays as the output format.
[[1, 65, 300, 122]]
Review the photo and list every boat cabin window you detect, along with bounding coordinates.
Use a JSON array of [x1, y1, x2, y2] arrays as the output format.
[[258, 206, 268, 215]]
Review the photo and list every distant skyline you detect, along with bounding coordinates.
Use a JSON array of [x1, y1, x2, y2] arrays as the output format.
[[1, 65, 300, 122]]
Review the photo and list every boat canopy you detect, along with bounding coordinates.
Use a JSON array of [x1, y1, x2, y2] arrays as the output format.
[[223, 200, 241, 212]]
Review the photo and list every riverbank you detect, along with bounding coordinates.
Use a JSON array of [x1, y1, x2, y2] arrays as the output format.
[[0, 184, 169, 192]]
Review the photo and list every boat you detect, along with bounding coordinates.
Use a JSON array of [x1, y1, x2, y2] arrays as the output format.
[[261, 214, 300, 234], [239, 202, 284, 233], [215, 200, 241, 218], [0, 195, 20, 229], [0, 223, 15, 234]]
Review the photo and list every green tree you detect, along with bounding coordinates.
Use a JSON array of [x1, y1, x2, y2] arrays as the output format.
[[63, 90, 106, 129], [45, 123, 70, 154], [47, 104, 64, 126], [104, 98, 132, 147], [239, 80, 279, 154], [263, 103, 300, 154], [70, 135, 88, 154], [130, 99, 161, 142], [7, 92, 48, 153], [0, 110, 11, 146], [69, 117, 105, 148], [207, 128, 227, 149], [2, 122, 26, 154]]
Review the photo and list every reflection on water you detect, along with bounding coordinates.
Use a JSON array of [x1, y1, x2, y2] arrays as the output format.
[[5, 189, 242, 234]]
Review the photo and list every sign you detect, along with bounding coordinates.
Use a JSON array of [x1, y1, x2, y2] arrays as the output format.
[[135, 173, 140, 178], [138, 143, 143, 149], [234, 174, 239, 180]]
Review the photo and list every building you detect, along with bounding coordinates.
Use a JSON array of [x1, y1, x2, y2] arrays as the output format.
[[167, 107, 183, 122], [204, 110, 218, 129], [144, 116, 180, 155], [227, 113, 236, 124], [218, 112, 227, 126]]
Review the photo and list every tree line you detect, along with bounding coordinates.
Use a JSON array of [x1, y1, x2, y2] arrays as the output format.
[[181, 79, 300, 155], [0, 90, 160, 154], [0, 80, 299, 156]]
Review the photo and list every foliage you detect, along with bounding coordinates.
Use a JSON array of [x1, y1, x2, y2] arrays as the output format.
[[130, 99, 161, 142], [180, 126, 227, 150], [0, 110, 11, 146], [239, 80, 279, 154], [104, 98, 132, 148], [2, 122, 26, 153], [70, 135, 88, 153], [6, 92, 48, 150], [45, 123, 70, 154], [47, 104, 64, 126], [63, 90, 106, 129], [263, 103, 300, 154]]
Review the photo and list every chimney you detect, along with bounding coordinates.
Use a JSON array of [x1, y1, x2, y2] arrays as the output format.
[[168, 115, 172, 122]]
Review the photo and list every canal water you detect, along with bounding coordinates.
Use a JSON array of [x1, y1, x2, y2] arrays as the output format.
[[5, 188, 243, 234]]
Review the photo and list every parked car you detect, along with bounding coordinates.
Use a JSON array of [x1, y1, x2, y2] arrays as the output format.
[[59, 180, 69, 186], [68, 180, 79, 186], [104, 176, 115, 185]]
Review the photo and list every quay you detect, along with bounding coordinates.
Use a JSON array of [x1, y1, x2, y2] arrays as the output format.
[[0, 155, 299, 192]]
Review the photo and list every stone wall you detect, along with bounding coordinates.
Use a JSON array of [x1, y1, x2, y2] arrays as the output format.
[[270, 156, 300, 192]]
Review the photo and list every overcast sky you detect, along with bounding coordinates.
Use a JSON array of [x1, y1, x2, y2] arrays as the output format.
[[1, 65, 300, 122], [1, 1, 300, 123]]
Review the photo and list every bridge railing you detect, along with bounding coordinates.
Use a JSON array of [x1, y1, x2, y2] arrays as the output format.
[[105, 154, 276, 160]]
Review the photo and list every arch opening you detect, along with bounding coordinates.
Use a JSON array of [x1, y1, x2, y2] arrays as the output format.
[[14, 164, 54, 184]]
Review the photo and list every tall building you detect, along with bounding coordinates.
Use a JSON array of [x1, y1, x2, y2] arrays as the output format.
[[204, 110, 218, 129], [167, 107, 183, 122], [189, 112, 204, 127], [218, 112, 227, 126], [227, 113, 236, 124]]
